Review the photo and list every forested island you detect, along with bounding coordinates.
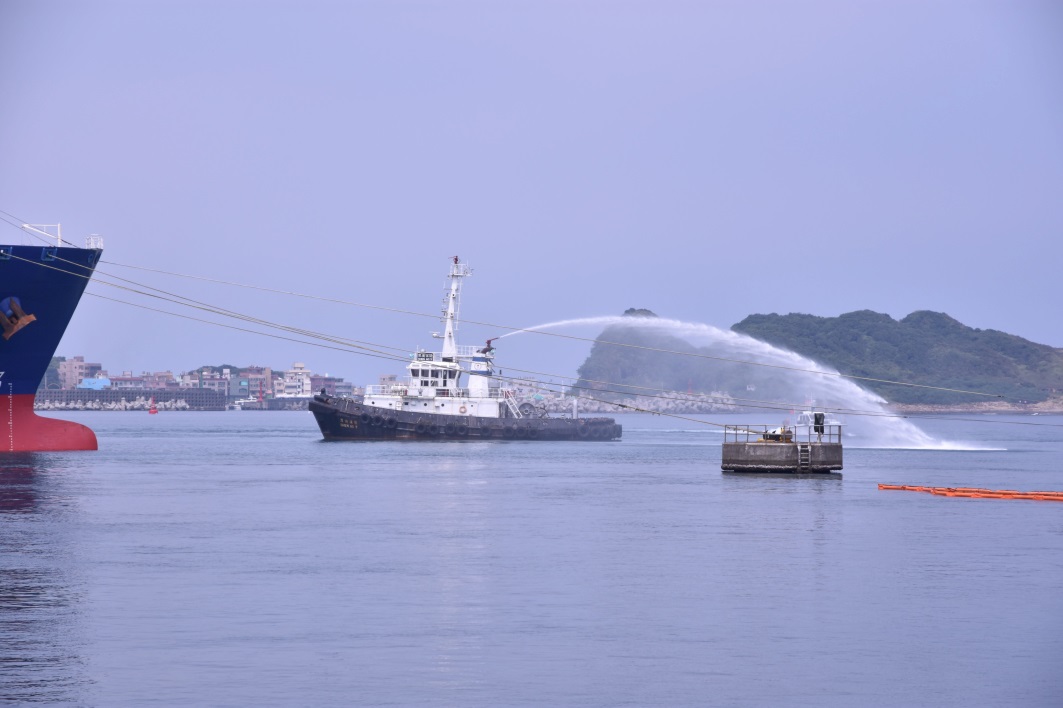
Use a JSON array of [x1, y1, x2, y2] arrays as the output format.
[[572, 309, 1063, 412]]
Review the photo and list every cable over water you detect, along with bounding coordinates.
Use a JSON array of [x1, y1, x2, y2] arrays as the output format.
[[2, 214, 1051, 441]]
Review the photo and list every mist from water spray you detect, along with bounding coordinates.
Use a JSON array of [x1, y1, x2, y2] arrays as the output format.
[[502, 316, 975, 449]]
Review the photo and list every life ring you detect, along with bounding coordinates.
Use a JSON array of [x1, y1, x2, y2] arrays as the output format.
[[459, 406, 467, 414]]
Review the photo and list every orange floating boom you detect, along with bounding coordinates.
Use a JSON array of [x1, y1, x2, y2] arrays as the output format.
[[878, 484, 1063, 502]]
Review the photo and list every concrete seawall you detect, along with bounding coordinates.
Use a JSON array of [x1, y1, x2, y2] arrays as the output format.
[[31, 389, 740, 415], [35, 389, 227, 411], [536, 392, 739, 415]]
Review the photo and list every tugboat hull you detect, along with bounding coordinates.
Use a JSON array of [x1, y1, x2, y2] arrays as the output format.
[[310, 394, 621, 442]]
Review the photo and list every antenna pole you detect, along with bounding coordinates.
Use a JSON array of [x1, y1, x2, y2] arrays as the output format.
[[440, 256, 471, 359]]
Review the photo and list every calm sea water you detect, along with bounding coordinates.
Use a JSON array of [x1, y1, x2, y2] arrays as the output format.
[[2, 411, 1061, 707]]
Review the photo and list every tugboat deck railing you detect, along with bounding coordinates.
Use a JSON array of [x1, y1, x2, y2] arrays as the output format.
[[365, 385, 514, 399], [413, 346, 480, 362]]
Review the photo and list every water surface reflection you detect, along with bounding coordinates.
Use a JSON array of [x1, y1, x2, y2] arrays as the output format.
[[0, 454, 88, 703]]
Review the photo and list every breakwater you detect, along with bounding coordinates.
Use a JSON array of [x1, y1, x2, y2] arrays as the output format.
[[30, 389, 736, 414], [531, 391, 738, 415], [35, 389, 227, 411], [893, 395, 1063, 415], [237, 397, 312, 411]]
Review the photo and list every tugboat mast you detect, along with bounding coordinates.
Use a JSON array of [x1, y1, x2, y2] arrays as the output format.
[[439, 256, 471, 360]]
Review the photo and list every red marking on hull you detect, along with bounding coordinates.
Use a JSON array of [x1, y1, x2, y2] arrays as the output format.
[[4, 394, 97, 452]]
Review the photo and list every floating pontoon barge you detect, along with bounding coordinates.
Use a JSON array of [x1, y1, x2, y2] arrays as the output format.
[[721, 413, 843, 473]]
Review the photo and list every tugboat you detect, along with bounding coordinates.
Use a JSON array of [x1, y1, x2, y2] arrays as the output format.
[[309, 257, 622, 442]]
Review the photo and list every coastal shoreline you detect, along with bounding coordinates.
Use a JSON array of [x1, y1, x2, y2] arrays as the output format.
[[890, 396, 1063, 416]]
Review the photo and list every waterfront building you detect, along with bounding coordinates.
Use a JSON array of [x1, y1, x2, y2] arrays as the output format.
[[277, 362, 313, 398], [310, 374, 357, 398], [143, 371, 177, 389], [229, 366, 275, 400], [110, 372, 147, 390], [59, 356, 102, 389], [50, 356, 355, 406], [76, 375, 112, 390], [179, 368, 230, 395]]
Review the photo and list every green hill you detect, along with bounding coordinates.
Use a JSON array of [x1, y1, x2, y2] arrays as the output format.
[[572, 309, 1063, 405], [732, 310, 1063, 404]]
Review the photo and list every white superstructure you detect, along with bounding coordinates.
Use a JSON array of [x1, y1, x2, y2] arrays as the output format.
[[361, 256, 523, 419]]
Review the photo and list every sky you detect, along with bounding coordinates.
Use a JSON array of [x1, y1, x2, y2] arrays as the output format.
[[2, 0, 1061, 386]]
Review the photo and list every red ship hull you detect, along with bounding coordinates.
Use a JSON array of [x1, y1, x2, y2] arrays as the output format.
[[3, 394, 97, 451]]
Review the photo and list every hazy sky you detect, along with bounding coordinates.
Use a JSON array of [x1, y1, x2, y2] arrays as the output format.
[[2, 0, 1061, 385]]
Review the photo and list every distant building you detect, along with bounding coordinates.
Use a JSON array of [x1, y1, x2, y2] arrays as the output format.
[[230, 366, 274, 400], [278, 362, 313, 398], [179, 368, 230, 395], [54, 358, 355, 403], [143, 371, 177, 389], [311, 374, 356, 397], [110, 372, 147, 390], [67, 366, 176, 392], [77, 375, 111, 390], [59, 356, 102, 389]]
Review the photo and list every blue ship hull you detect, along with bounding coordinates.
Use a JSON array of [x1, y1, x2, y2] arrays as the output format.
[[0, 244, 101, 451]]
